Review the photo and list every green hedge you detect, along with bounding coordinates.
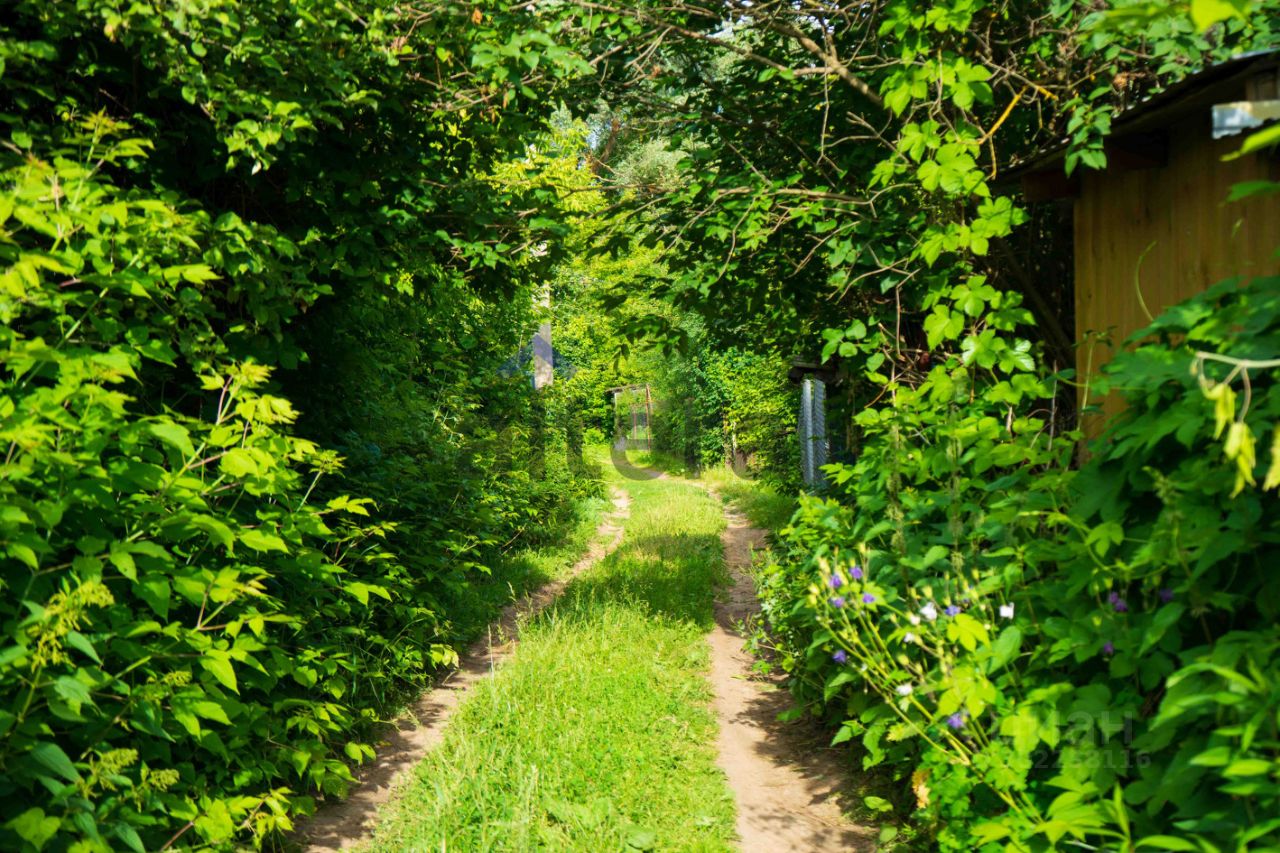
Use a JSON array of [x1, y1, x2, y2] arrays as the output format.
[[0, 2, 595, 850]]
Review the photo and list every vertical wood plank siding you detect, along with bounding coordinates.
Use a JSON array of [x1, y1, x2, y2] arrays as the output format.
[[1073, 111, 1280, 431]]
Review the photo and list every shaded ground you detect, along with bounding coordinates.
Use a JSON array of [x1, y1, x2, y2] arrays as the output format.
[[298, 486, 631, 852], [708, 498, 875, 852]]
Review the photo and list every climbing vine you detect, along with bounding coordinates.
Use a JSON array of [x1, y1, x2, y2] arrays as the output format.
[[569, 0, 1280, 848]]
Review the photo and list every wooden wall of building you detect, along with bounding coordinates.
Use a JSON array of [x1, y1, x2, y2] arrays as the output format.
[[1073, 112, 1280, 428]]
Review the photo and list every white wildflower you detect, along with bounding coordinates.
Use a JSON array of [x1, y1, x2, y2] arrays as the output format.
[[904, 632, 916, 643], [895, 683, 914, 696], [920, 602, 938, 622], [999, 603, 1014, 619], [908, 613, 921, 626]]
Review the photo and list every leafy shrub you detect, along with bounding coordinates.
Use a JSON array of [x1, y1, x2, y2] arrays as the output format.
[[758, 275, 1280, 850], [0, 117, 412, 850], [651, 346, 800, 488], [0, 3, 597, 849]]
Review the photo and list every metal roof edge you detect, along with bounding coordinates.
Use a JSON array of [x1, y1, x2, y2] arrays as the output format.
[[1000, 48, 1280, 184]]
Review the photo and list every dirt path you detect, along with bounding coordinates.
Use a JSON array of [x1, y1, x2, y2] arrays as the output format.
[[708, 500, 875, 853], [299, 487, 631, 852]]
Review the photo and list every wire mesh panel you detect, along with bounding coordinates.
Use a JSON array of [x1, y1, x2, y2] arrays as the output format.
[[800, 380, 814, 486], [612, 385, 653, 452], [799, 377, 828, 489], [812, 378, 828, 475]]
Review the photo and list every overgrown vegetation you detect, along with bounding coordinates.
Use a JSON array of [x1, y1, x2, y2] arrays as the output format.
[[760, 276, 1280, 850], [564, 0, 1280, 849], [548, 182, 801, 486], [5, 0, 1280, 848], [0, 3, 599, 850]]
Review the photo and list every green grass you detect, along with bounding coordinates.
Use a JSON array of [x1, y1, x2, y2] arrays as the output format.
[[616, 447, 797, 533], [367, 462, 737, 852], [698, 470, 796, 533], [440, 493, 611, 645], [616, 447, 695, 477]]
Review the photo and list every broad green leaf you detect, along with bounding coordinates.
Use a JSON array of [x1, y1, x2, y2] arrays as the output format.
[[220, 448, 260, 478], [149, 421, 195, 458], [863, 795, 893, 813], [1223, 758, 1274, 777], [6, 808, 61, 851], [135, 575, 171, 619], [193, 799, 236, 843], [115, 823, 146, 853], [1135, 837, 1200, 851], [989, 626, 1023, 672], [1225, 180, 1280, 203], [201, 652, 238, 693], [28, 741, 80, 782], [191, 700, 232, 725], [191, 515, 235, 551], [1189, 0, 1252, 30], [64, 630, 101, 664], [240, 529, 288, 553], [52, 676, 93, 712]]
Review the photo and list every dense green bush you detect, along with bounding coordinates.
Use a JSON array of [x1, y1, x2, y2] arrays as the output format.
[[649, 345, 731, 467], [0, 2, 598, 849], [0, 112, 414, 852], [651, 346, 800, 489], [757, 275, 1280, 850]]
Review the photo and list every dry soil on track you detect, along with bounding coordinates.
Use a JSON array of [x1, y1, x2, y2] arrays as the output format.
[[707, 499, 874, 853]]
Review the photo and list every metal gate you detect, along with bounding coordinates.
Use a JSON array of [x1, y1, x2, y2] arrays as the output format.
[[610, 384, 653, 452]]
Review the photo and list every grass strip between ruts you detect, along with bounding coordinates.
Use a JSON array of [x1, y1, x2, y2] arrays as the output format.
[[366, 468, 736, 852]]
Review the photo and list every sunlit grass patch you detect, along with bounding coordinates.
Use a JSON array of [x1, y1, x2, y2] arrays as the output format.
[[367, 470, 736, 852], [698, 465, 797, 532]]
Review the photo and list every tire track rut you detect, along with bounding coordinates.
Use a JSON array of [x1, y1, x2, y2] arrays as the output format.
[[299, 487, 631, 851]]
